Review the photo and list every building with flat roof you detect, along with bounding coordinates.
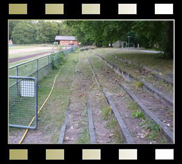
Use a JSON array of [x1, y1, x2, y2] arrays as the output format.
[[55, 36, 79, 46]]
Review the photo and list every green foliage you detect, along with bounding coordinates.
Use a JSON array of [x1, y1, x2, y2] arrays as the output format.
[[139, 118, 161, 141], [51, 54, 58, 70], [9, 21, 19, 39], [12, 21, 37, 44], [101, 107, 111, 120], [72, 59, 78, 64], [10, 20, 72, 44], [76, 107, 90, 144], [131, 110, 144, 119], [58, 21, 73, 36], [60, 55, 65, 65], [66, 21, 173, 58], [127, 101, 138, 111], [36, 21, 59, 43], [59, 44, 62, 51], [10, 20, 173, 59], [59, 52, 66, 65], [76, 128, 90, 144], [133, 81, 143, 89], [139, 119, 161, 132], [146, 131, 159, 140]]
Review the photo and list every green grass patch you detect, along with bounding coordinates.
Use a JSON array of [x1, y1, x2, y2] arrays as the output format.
[[127, 100, 138, 111], [9, 51, 79, 144], [131, 110, 144, 119], [125, 96, 165, 143], [139, 118, 162, 142], [75, 107, 90, 144], [101, 106, 112, 120], [94, 48, 173, 85], [76, 128, 90, 144], [100, 105, 123, 143], [133, 81, 143, 89], [105, 116, 123, 144]]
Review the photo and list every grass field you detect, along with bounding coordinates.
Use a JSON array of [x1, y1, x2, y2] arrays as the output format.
[[95, 48, 173, 74]]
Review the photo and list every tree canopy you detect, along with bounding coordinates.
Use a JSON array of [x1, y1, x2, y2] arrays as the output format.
[[66, 21, 173, 58], [10, 20, 72, 44], [9, 20, 173, 58]]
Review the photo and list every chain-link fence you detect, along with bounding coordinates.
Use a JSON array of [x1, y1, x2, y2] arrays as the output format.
[[9, 46, 78, 129], [9, 47, 77, 83]]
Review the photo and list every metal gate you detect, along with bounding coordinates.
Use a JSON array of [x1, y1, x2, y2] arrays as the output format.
[[9, 76, 38, 129]]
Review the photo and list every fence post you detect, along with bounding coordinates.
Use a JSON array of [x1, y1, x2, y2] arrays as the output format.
[[16, 66, 18, 96], [48, 55, 49, 70], [36, 59, 38, 81]]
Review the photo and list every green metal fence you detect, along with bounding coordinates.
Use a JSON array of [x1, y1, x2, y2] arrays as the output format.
[[9, 46, 78, 129]]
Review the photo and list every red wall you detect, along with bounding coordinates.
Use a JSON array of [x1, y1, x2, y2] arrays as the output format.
[[59, 40, 79, 46]]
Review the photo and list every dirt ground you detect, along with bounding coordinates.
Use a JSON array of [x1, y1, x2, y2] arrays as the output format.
[[8, 48, 173, 144], [9, 47, 54, 55], [87, 50, 173, 144], [63, 52, 117, 144]]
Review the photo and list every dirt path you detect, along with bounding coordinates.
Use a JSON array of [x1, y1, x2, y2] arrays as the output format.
[[88, 89, 117, 143], [9, 51, 56, 63], [63, 52, 117, 144], [63, 52, 94, 143]]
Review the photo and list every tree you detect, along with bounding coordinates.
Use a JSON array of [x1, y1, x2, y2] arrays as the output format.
[[12, 21, 37, 44], [36, 21, 59, 43], [10, 20, 173, 59], [9, 21, 19, 40], [164, 21, 173, 59], [58, 21, 73, 36], [66, 21, 135, 47]]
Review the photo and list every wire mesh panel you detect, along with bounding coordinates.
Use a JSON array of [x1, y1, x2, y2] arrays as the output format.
[[9, 76, 38, 129], [9, 47, 78, 84], [8, 47, 78, 129]]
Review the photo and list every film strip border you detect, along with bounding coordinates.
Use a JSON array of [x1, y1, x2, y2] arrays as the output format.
[[8, 148, 174, 160], [4, 1, 177, 163], [8, 3, 174, 15]]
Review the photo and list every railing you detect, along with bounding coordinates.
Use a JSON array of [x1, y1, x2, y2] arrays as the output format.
[[9, 46, 78, 129], [9, 46, 78, 88]]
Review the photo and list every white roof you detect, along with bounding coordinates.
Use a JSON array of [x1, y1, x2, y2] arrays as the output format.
[[55, 36, 77, 41]]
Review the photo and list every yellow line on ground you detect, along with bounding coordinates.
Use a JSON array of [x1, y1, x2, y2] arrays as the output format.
[[18, 65, 64, 144]]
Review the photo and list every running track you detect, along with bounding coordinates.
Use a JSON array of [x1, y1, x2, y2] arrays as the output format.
[[9, 50, 56, 63]]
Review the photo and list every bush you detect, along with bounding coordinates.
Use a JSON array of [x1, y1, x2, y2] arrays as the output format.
[[51, 54, 58, 70]]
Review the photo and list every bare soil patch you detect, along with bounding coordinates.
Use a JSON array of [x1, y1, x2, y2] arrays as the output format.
[[88, 88, 116, 144], [63, 53, 94, 143]]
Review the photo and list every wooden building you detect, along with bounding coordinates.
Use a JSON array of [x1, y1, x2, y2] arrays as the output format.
[[55, 36, 79, 46]]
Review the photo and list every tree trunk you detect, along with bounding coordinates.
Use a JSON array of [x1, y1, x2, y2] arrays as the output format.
[[165, 21, 173, 59]]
